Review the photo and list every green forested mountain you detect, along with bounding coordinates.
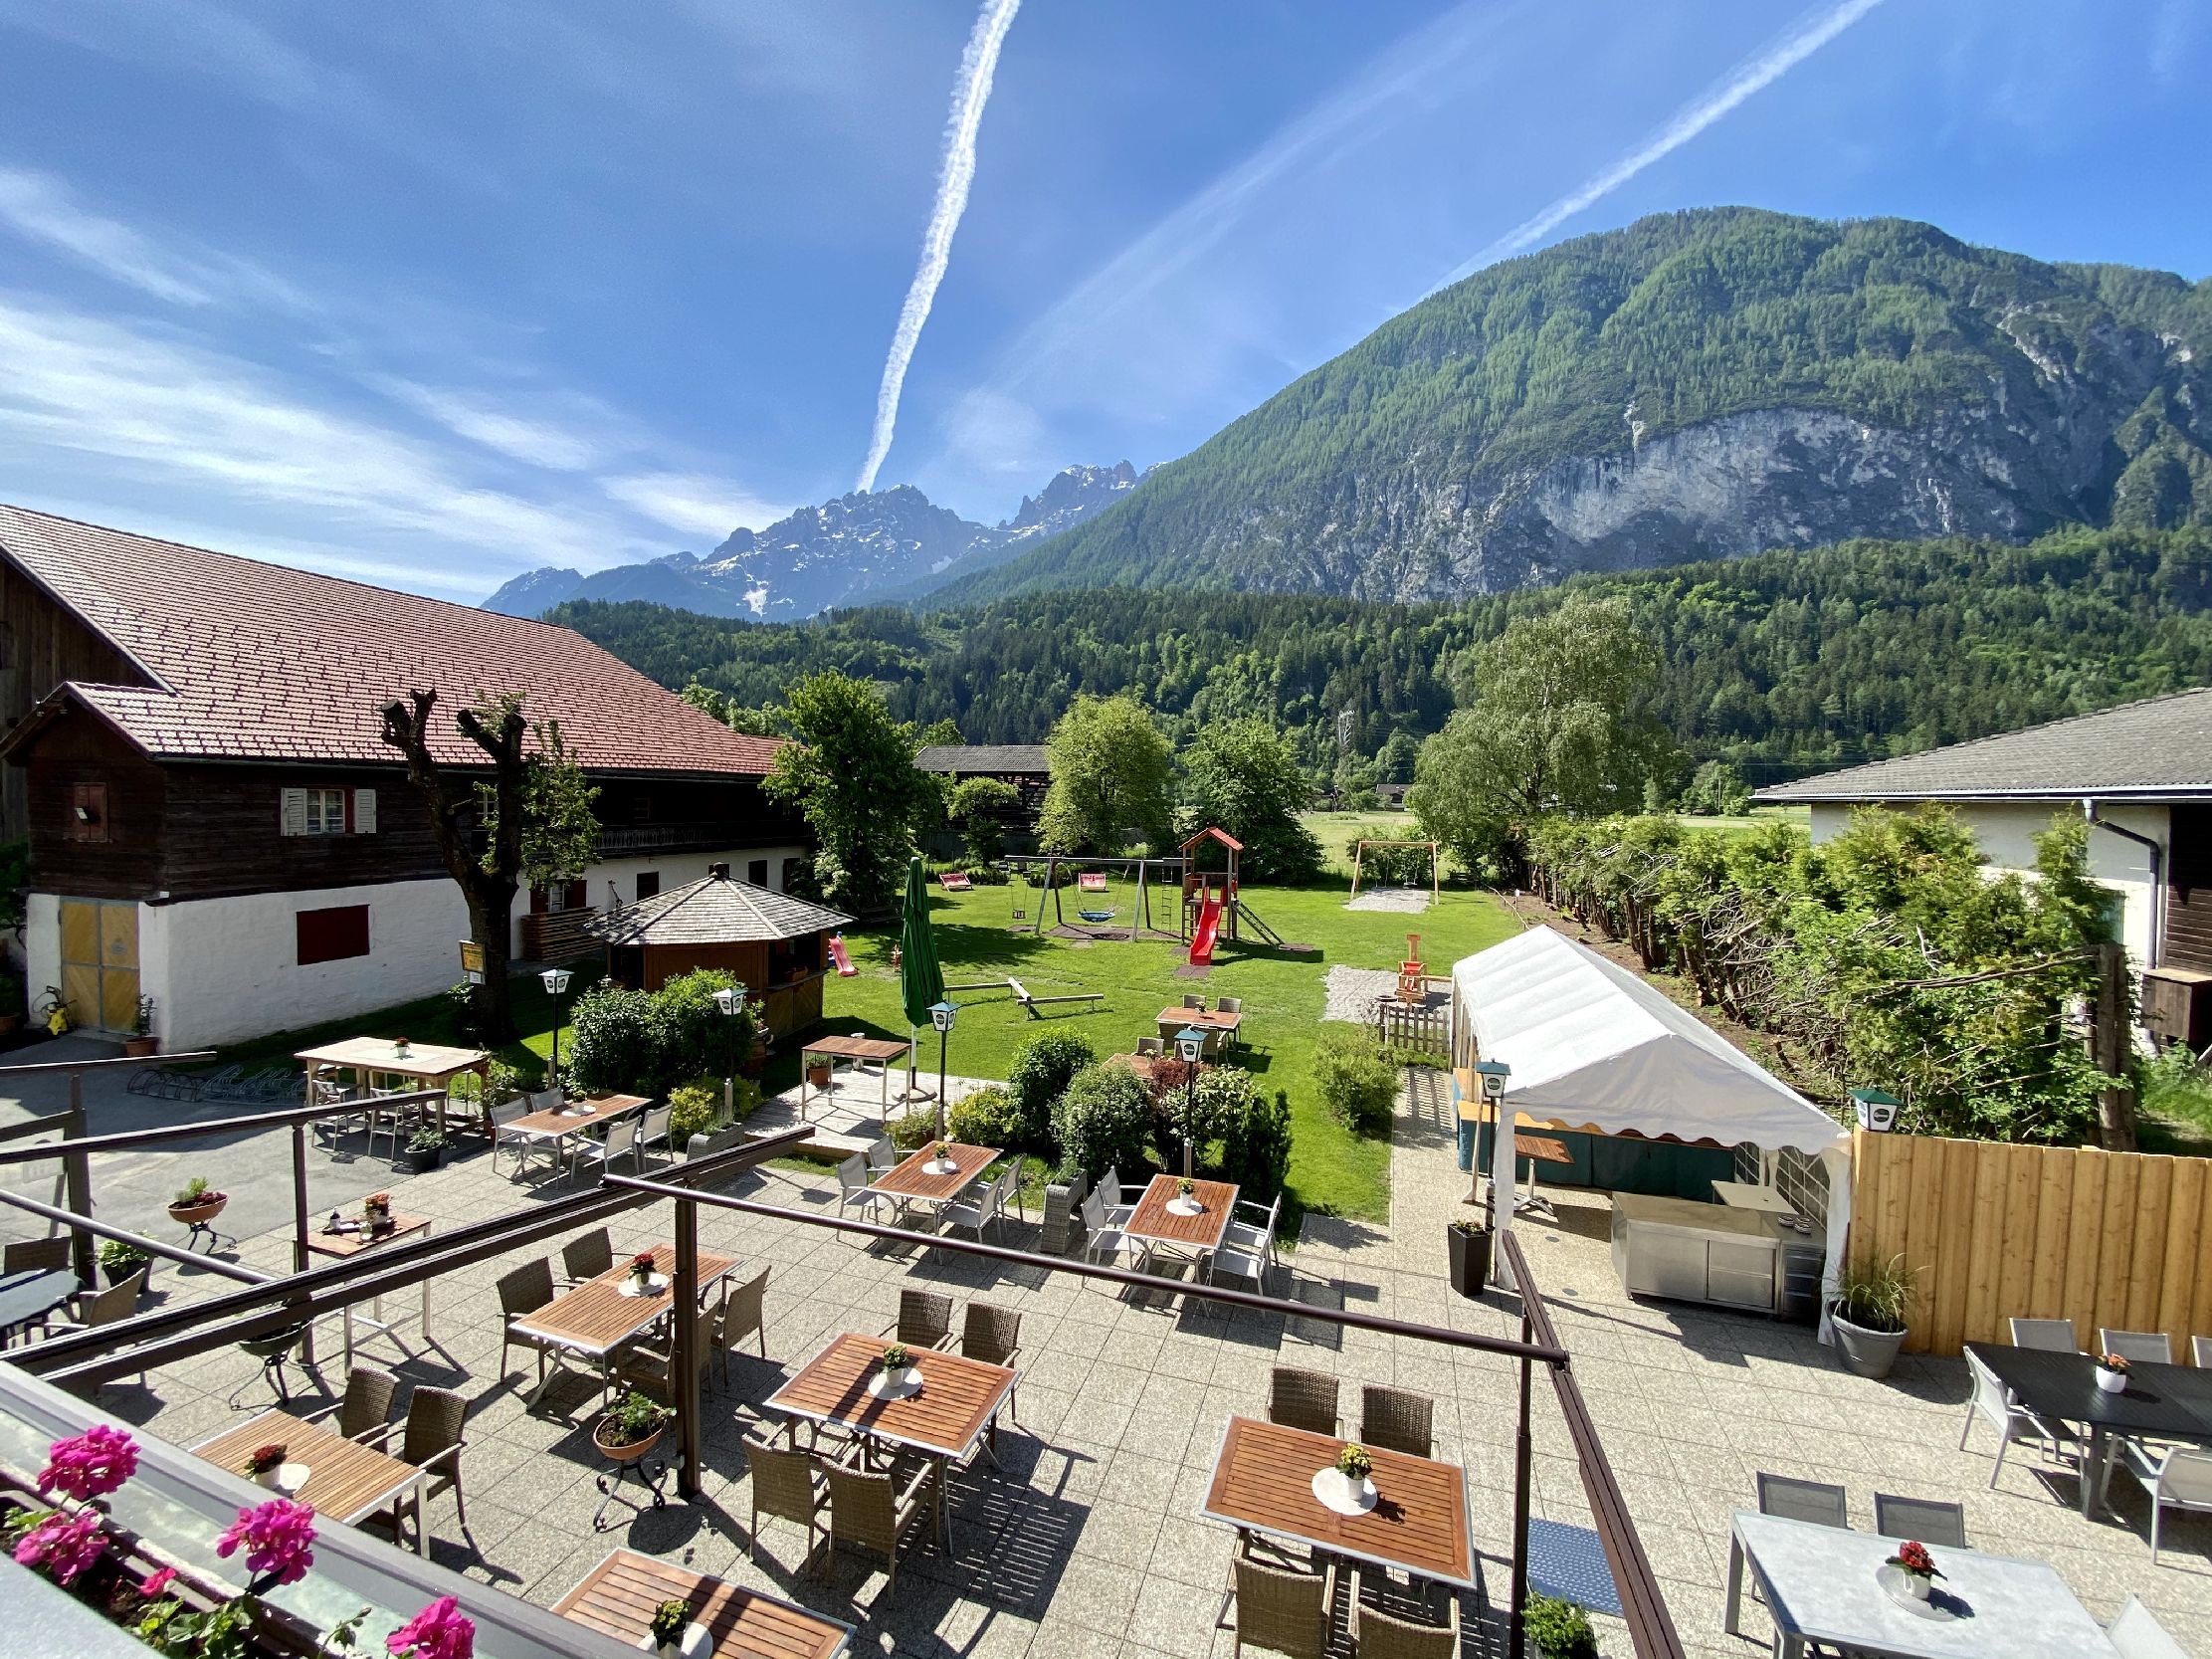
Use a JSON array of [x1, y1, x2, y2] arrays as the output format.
[[928, 209, 2212, 607], [558, 523, 2212, 783]]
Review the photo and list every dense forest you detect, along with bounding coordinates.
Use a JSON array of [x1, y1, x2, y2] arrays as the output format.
[[930, 208, 2212, 605], [555, 522, 2212, 784]]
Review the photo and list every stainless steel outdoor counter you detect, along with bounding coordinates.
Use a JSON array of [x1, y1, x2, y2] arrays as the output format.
[[1610, 1192, 1782, 1313]]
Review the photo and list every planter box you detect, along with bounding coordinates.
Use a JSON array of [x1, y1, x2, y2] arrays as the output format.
[[1447, 1225, 1491, 1299]]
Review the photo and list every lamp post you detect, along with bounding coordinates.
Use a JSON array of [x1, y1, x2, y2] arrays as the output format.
[[1175, 1025, 1207, 1179], [929, 1000, 958, 1139], [541, 966, 572, 1095], [1472, 1058, 1512, 1291], [713, 985, 744, 1126]]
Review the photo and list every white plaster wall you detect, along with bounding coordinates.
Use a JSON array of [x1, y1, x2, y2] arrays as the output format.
[[1807, 800, 2167, 968], [542, 844, 808, 951], [143, 878, 472, 1049], [24, 891, 58, 1016]]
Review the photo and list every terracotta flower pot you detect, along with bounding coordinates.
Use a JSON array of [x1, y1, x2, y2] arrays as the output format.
[[593, 1417, 665, 1465], [122, 1036, 157, 1058], [806, 1064, 832, 1090], [168, 1196, 227, 1227]]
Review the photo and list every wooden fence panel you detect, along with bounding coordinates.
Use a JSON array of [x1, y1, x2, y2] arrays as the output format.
[[1850, 1128, 2212, 1357]]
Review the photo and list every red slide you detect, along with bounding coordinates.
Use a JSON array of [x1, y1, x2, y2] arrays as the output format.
[[826, 933, 858, 977], [1187, 895, 1223, 967]]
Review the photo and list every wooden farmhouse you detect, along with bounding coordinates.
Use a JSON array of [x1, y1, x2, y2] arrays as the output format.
[[0, 504, 812, 1047]]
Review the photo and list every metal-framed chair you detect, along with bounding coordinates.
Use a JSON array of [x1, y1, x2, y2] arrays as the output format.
[[2100, 1329, 2174, 1366], [2109, 1593, 2192, 1658], [744, 1429, 828, 1571], [1359, 1385, 1434, 1460], [2007, 1317, 2079, 1352], [2118, 1444, 2212, 1565], [1871, 1493, 1966, 1548], [1096, 1165, 1136, 1227], [943, 1164, 1016, 1244], [560, 1228, 614, 1286], [574, 1117, 641, 1181], [836, 1153, 904, 1229], [1755, 1472, 1848, 1528], [866, 1138, 901, 1177], [1079, 1187, 1142, 1274], [1268, 1367, 1340, 1437], [2195, 1335, 2212, 1367], [635, 1103, 674, 1161], [1959, 1347, 2071, 1487]]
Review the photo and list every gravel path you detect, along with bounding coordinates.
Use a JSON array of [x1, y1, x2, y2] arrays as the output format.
[[1346, 886, 1431, 913], [1321, 965, 1402, 1023]]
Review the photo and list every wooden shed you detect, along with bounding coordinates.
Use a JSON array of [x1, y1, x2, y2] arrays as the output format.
[[587, 862, 854, 1040]]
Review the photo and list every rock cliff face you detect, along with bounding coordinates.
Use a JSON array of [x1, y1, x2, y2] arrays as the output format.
[[930, 208, 2212, 606]]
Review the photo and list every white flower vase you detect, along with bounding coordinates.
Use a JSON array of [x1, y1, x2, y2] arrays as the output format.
[[1903, 1573, 1931, 1602], [2096, 1365, 2127, 1393]]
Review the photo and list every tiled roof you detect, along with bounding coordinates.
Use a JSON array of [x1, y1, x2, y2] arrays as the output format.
[[914, 744, 1049, 775], [0, 503, 782, 776], [588, 871, 852, 945], [1756, 688, 2212, 802]]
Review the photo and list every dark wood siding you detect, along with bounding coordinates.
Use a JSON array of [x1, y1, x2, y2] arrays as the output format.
[[25, 717, 165, 898], [2166, 805, 2212, 971], [0, 558, 147, 841], [158, 762, 447, 901], [592, 776, 806, 858]]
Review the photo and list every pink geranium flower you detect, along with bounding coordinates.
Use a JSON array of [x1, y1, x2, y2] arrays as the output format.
[[36, 1425, 139, 1501], [14, 1506, 107, 1584], [387, 1595, 474, 1659], [214, 1497, 316, 1587], [139, 1564, 178, 1599]]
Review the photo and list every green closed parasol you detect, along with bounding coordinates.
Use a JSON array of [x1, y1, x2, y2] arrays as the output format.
[[898, 857, 944, 1098]]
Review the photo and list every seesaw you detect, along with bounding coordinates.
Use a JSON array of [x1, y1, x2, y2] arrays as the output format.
[[941, 975, 1106, 1018]]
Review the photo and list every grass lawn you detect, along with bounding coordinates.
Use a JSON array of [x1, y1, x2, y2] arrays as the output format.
[[1304, 809, 1431, 878], [817, 877, 1517, 1223], [1683, 804, 1809, 836]]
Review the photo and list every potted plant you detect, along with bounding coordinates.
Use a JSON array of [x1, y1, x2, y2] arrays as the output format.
[[1830, 1253, 1917, 1379], [1523, 1593, 1599, 1659], [363, 1192, 394, 1231], [97, 1237, 149, 1289], [648, 1597, 695, 1658], [167, 1177, 227, 1227], [628, 1251, 657, 1293], [1447, 1217, 1491, 1299], [121, 995, 157, 1059], [244, 1441, 290, 1489], [1885, 1539, 1944, 1603], [2095, 1351, 2131, 1393], [403, 1126, 450, 1173], [391, 1036, 412, 1060], [592, 1390, 672, 1464], [806, 1054, 833, 1091]]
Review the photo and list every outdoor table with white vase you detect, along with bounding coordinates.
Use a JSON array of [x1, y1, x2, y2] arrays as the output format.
[[192, 1409, 430, 1555], [507, 1240, 738, 1408], [497, 1091, 650, 1178], [868, 1140, 997, 1224], [1963, 1341, 2212, 1518], [1723, 1511, 2119, 1658], [1122, 1172, 1238, 1275]]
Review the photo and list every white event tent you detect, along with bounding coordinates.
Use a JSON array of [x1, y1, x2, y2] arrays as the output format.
[[1451, 927, 1852, 1325]]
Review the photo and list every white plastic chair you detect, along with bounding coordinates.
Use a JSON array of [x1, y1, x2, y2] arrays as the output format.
[[2100, 1329, 2174, 1366], [836, 1153, 904, 1228], [2007, 1317, 2079, 1352], [1958, 1347, 2069, 1487], [2118, 1444, 2212, 1565], [2109, 1593, 2192, 1658]]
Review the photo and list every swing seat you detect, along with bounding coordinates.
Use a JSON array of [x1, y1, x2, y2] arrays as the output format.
[[1079, 909, 1117, 925], [938, 871, 973, 892], [1077, 873, 1109, 892]]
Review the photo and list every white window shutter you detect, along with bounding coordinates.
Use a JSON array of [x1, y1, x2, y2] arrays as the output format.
[[352, 788, 376, 834], [280, 787, 307, 836]]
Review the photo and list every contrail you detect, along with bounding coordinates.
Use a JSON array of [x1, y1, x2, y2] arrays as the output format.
[[857, 0, 1022, 492], [1441, 0, 1887, 286]]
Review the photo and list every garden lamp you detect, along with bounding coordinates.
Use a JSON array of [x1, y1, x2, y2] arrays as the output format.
[[541, 966, 572, 1093], [929, 1000, 958, 1139], [1175, 1026, 1208, 1177], [1850, 1087, 1901, 1134], [714, 984, 743, 1121]]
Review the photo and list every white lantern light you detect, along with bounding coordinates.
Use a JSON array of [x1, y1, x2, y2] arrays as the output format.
[[540, 966, 572, 997], [1175, 1025, 1207, 1065], [929, 1000, 958, 1035], [713, 985, 741, 1017]]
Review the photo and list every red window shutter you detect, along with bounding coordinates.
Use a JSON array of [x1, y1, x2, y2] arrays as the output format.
[[565, 879, 588, 911], [530, 886, 549, 915], [297, 905, 371, 965]]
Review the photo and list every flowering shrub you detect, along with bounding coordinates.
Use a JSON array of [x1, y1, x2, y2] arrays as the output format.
[[215, 1496, 316, 1587], [37, 1424, 138, 1501], [13, 1505, 106, 1583], [2099, 1351, 2131, 1372], [388, 1594, 475, 1659]]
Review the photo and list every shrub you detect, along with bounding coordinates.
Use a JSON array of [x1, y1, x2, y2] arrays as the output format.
[[1007, 1031, 1097, 1150], [1314, 1027, 1397, 1135], [1143, 1059, 1245, 1165], [1522, 1595, 1597, 1659], [949, 1085, 1023, 1147], [886, 1108, 940, 1151], [648, 969, 755, 1090], [445, 980, 481, 1044], [568, 983, 655, 1094], [1221, 1088, 1294, 1200], [485, 1059, 539, 1104], [1052, 1062, 1152, 1181], [668, 1080, 719, 1149]]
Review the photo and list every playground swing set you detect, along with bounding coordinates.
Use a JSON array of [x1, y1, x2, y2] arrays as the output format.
[[1347, 837, 1442, 901], [996, 825, 1287, 966]]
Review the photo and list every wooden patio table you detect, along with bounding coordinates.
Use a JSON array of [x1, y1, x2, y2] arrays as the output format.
[[870, 1141, 997, 1220], [554, 1548, 853, 1659], [798, 1035, 909, 1121], [508, 1240, 737, 1408], [1964, 1342, 2212, 1518], [764, 1330, 1016, 1555], [1199, 1414, 1477, 1589], [296, 1037, 490, 1137], [499, 1092, 651, 1177], [194, 1408, 428, 1555], [1123, 1172, 1238, 1269], [1154, 1005, 1242, 1056], [306, 1210, 431, 1365]]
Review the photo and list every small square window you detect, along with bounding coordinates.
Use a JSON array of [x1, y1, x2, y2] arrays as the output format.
[[747, 859, 768, 887], [65, 783, 107, 843], [302, 786, 347, 836]]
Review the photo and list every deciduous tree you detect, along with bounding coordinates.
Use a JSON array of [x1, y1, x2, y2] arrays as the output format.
[[1180, 719, 1321, 880], [762, 671, 936, 917], [1039, 694, 1174, 855]]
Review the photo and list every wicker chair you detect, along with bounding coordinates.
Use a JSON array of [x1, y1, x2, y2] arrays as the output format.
[[882, 1288, 954, 1350], [3, 1237, 70, 1275], [961, 1301, 1023, 1430], [614, 1301, 719, 1400], [1359, 1385, 1433, 1460], [496, 1258, 559, 1383], [560, 1229, 613, 1285], [1347, 1568, 1457, 1659], [712, 1269, 770, 1385], [306, 1365, 399, 1443], [1041, 1174, 1089, 1255], [368, 1385, 468, 1549], [1269, 1367, 1340, 1437], [824, 1458, 937, 1592], [1219, 1550, 1337, 1659], [1872, 1493, 1966, 1548], [744, 1430, 827, 1571]]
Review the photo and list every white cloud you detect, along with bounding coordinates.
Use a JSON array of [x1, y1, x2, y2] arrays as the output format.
[[0, 168, 212, 305], [369, 377, 627, 472], [602, 473, 790, 541]]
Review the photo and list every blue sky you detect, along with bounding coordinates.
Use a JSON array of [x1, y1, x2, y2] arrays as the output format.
[[0, 0, 2203, 604]]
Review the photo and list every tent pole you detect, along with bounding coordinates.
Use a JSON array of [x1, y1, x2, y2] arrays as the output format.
[[1490, 1096, 1518, 1293]]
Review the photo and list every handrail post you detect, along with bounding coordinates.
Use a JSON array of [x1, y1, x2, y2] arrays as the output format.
[[1508, 1306, 1534, 1659], [673, 1192, 703, 1501], [64, 1077, 93, 1286], [292, 1123, 314, 1367]]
